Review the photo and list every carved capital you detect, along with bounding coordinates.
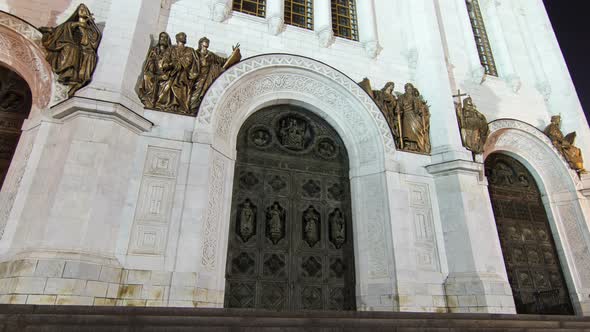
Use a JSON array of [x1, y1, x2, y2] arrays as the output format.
[[267, 16, 284, 35], [363, 40, 382, 59], [316, 27, 334, 48], [469, 65, 486, 84], [505, 74, 522, 93], [536, 81, 552, 101], [211, 1, 232, 22]]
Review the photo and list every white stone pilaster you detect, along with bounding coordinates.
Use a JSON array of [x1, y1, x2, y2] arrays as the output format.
[[81, 0, 162, 112], [210, 0, 233, 22], [481, 0, 521, 92], [357, 0, 381, 58], [427, 161, 516, 314], [411, 0, 471, 162], [266, 0, 284, 35], [510, 0, 551, 100], [314, 0, 334, 47]]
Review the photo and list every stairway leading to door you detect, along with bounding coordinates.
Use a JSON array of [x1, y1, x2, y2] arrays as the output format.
[[1, 305, 590, 331]]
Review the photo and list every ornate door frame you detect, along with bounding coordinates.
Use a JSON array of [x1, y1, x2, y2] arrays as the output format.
[[485, 119, 590, 314], [192, 54, 398, 310]]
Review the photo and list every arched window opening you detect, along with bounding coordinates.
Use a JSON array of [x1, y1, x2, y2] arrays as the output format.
[[331, 0, 358, 41], [285, 0, 313, 30], [233, 0, 267, 18], [466, 0, 498, 76]]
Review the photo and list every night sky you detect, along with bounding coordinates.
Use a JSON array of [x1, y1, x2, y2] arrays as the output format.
[[543, 1, 590, 125]]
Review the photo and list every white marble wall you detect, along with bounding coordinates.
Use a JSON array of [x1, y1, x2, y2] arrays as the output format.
[[0, 0, 589, 314]]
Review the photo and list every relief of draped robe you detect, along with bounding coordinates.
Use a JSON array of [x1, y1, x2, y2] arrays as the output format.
[[138, 32, 172, 109], [40, 4, 101, 97], [396, 83, 431, 153], [156, 34, 194, 114]]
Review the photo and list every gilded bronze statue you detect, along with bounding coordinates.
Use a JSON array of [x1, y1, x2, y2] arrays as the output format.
[[138, 32, 172, 109], [360, 79, 431, 153], [40, 4, 102, 97], [396, 83, 431, 153], [189, 37, 241, 111], [544, 115, 586, 174], [137, 33, 241, 115], [454, 94, 489, 155]]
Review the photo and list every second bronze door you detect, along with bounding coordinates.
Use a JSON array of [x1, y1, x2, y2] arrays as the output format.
[[224, 106, 356, 311]]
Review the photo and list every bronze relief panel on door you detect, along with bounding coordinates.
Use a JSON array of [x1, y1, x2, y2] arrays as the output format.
[[224, 106, 356, 311]]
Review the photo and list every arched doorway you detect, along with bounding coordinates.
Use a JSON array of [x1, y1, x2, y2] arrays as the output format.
[[485, 153, 573, 314], [0, 65, 32, 189], [223, 105, 356, 311]]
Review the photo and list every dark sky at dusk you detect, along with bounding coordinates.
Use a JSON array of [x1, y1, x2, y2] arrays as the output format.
[[543, 1, 590, 125]]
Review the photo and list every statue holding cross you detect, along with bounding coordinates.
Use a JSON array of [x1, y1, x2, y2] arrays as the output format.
[[454, 90, 489, 155]]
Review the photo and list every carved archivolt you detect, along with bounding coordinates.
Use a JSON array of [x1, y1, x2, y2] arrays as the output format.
[[486, 119, 581, 192], [485, 119, 590, 294], [196, 54, 396, 157], [0, 11, 66, 109]]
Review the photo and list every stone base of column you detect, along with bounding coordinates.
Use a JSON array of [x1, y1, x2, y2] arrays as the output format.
[[444, 272, 516, 314]]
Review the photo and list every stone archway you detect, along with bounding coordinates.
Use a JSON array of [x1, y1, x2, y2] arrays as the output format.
[[484, 119, 590, 314], [0, 12, 64, 241], [193, 54, 398, 310]]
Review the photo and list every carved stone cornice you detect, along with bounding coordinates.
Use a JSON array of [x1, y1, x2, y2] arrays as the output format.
[[50, 97, 153, 134]]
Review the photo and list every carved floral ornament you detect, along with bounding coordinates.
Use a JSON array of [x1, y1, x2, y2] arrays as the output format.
[[195, 54, 396, 160]]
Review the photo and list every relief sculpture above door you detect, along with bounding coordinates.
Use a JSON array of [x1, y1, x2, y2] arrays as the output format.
[[224, 105, 356, 311]]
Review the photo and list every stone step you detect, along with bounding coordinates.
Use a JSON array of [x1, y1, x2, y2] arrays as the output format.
[[1, 305, 590, 331]]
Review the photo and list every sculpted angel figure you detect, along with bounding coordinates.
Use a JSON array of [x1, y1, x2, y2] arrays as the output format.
[[396, 83, 431, 153], [189, 37, 242, 112], [138, 32, 172, 109], [544, 115, 586, 173], [40, 4, 102, 97]]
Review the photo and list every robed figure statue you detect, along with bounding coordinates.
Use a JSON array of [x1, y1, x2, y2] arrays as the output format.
[[396, 83, 431, 153], [455, 96, 489, 155], [358, 79, 401, 147], [138, 32, 172, 109], [544, 115, 586, 174], [189, 37, 241, 112], [40, 4, 102, 97]]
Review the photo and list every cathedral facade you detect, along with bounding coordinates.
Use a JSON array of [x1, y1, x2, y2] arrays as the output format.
[[0, 0, 589, 316]]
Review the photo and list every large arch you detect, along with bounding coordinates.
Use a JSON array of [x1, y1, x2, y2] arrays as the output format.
[[0, 11, 67, 112], [193, 54, 398, 309], [484, 119, 590, 314]]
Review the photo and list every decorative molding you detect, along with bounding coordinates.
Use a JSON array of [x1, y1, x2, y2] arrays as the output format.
[[408, 182, 440, 272], [486, 119, 580, 190], [0, 11, 67, 108], [196, 54, 396, 156], [50, 97, 153, 134], [557, 204, 590, 288], [202, 155, 226, 270], [363, 174, 390, 279], [129, 147, 181, 255]]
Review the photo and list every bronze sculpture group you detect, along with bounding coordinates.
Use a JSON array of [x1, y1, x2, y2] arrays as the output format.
[[138, 32, 241, 115], [34, 4, 587, 173], [360, 79, 432, 154]]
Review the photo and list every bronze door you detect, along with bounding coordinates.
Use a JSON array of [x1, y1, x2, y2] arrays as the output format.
[[224, 106, 356, 311], [486, 154, 573, 314]]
